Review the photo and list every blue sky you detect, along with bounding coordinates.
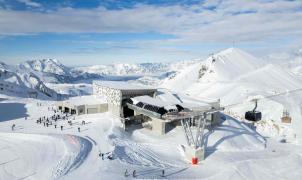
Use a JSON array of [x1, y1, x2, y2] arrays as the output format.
[[0, 0, 302, 65]]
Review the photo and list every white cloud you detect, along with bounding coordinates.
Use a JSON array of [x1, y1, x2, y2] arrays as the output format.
[[17, 0, 41, 8], [0, 0, 301, 46]]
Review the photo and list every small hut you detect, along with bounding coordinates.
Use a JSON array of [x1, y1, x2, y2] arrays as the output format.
[[281, 110, 291, 123]]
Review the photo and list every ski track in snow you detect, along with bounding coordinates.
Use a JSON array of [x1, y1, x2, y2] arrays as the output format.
[[52, 134, 92, 179], [0, 133, 92, 180], [112, 138, 185, 168]]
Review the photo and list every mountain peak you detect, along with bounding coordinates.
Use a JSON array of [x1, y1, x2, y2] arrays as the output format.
[[216, 47, 251, 57], [19, 58, 70, 76]]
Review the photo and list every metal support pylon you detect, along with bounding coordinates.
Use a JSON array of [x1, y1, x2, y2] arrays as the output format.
[[181, 113, 206, 148], [181, 118, 195, 146]]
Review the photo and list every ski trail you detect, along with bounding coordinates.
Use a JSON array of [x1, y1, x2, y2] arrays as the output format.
[[0, 133, 92, 180], [108, 127, 186, 168], [52, 135, 93, 179]]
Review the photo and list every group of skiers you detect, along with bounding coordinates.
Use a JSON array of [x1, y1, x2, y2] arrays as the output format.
[[99, 151, 113, 160], [32, 105, 85, 133]]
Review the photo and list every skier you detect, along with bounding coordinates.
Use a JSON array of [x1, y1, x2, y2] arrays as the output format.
[[101, 153, 104, 160], [46, 123, 49, 127], [11, 124, 15, 131], [161, 170, 165, 177], [124, 169, 129, 177], [61, 126, 63, 131], [132, 170, 136, 178], [78, 127, 80, 132], [54, 124, 57, 128]]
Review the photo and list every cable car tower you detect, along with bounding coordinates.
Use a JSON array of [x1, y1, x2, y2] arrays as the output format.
[[180, 109, 221, 164]]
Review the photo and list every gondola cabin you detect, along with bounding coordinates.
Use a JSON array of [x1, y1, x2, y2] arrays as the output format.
[[245, 111, 262, 122], [245, 99, 262, 122]]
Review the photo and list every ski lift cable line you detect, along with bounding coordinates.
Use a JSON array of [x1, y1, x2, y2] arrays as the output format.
[[222, 87, 302, 109]]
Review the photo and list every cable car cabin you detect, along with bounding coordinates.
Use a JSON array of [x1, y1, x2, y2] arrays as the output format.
[[245, 99, 262, 122], [245, 111, 262, 122]]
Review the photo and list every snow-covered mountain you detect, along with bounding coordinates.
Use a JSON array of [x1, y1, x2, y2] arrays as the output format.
[[0, 58, 197, 98], [0, 61, 59, 99], [18, 59, 71, 76], [17, 59, 105, 84], [75, 63, 169, 76], [163, 48, 301, 93], [75, 60, 198, 76], [2, 49, 302, 112], [162, 48, 302, 140]]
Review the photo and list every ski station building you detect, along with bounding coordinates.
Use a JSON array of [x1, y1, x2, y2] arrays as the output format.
[[56, 95, 108, 115], [58, 80, 221, 162], [92, 81, 221, 135], [58, 80, 221, 136], [93, 81, 157, 118]]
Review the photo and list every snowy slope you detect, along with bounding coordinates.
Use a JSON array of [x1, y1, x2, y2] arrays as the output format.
[[163, 47, 302, 104], [0, 133, 92, 180], [201, 48, 263, 82], [162, 48, 302, 141], [2, 97, 302, 180], [162, 48, 263, 90]]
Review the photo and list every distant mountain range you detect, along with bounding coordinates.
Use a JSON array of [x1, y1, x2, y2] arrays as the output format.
[[1, 48, 302, 100]]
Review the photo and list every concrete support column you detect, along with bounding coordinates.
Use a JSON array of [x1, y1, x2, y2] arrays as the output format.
[[184, 146, 205, 163], [152, 118, 166, 135]]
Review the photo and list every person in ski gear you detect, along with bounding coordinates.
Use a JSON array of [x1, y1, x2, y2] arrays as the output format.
[[124, 169, 129, 177], [132, 170, 136, 177], [162, 170, 165, 177]]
